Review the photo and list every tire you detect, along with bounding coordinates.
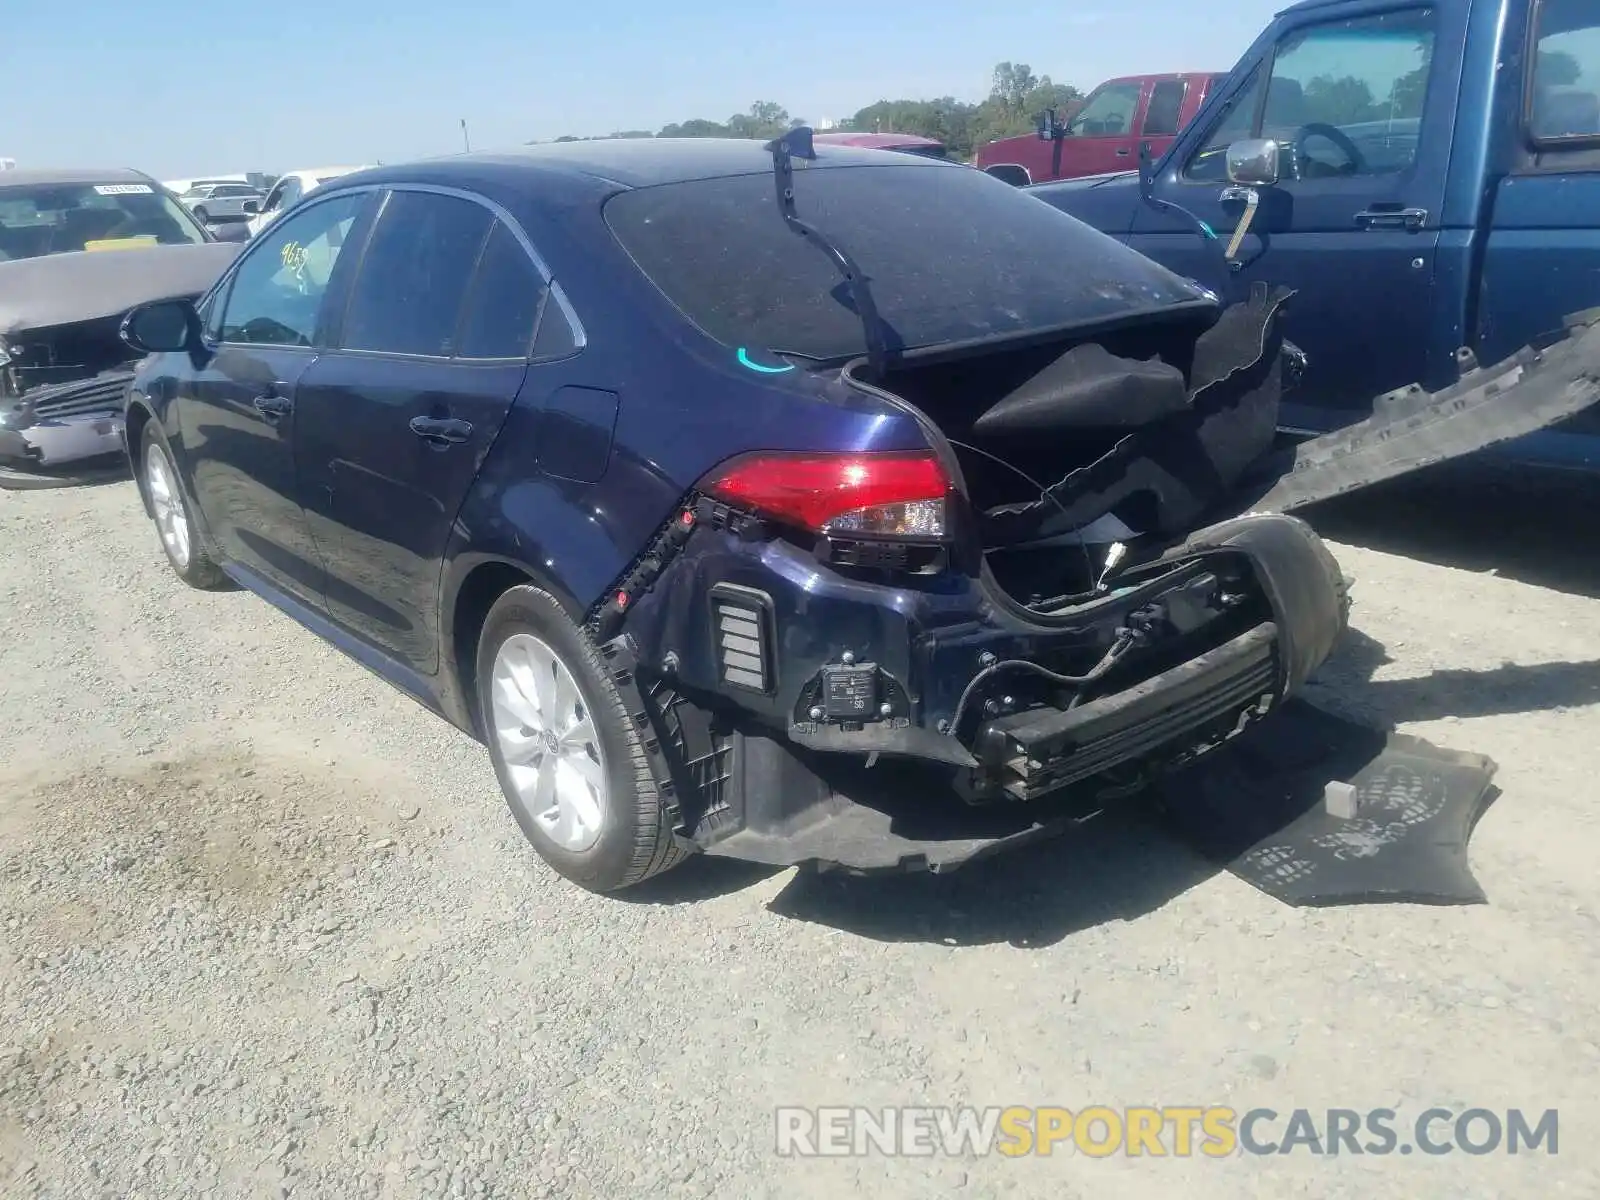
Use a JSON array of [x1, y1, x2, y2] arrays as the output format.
[[192, 206, 209, 223], [476, 584, 688, 892], [140, 424, 227, 589]]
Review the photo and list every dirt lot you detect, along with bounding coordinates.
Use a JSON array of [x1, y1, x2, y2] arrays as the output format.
[[2, 467, 1598, 1200]]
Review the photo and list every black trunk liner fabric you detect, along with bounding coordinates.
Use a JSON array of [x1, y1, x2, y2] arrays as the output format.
[[1156, 698, 1498, 906]]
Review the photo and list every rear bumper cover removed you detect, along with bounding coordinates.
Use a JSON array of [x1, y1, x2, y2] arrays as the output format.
[[610, 312, 1600, 875], [617, 511, 1347, 875]]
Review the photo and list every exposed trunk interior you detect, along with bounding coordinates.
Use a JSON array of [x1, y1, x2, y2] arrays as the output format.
[[862, 286, 1295, 613]]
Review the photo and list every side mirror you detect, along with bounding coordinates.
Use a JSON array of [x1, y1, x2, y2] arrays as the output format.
[[241, 198, 261, 215], [1035, 108, 1070, 142], [121, 299, 200, 355], [1226, 138, 1280, 187]]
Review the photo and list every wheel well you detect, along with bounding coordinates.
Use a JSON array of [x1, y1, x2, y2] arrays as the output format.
[[451, 561, 535, 735], [125, 403, 154, 516], [984, 163, 1033, 187]]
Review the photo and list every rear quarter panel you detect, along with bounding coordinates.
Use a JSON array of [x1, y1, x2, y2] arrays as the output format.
[[441, 189, 930, 628]]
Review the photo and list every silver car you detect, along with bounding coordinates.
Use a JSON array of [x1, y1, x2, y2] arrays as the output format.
[[178, 182, 263, 223]]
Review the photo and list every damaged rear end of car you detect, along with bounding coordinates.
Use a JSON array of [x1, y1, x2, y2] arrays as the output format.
[[573, 132, 1600, 875], [584, 138, 1361, 872]]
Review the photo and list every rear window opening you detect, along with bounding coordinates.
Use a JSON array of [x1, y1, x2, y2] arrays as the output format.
[[603, 162, 1208, 364]]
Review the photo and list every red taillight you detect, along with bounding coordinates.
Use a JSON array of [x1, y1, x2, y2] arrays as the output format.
[[701, 450, 952, 538]]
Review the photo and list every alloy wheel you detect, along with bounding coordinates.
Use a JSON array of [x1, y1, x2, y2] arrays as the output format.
[[144, 441, 191, 570], [490, 633, 609, 853]]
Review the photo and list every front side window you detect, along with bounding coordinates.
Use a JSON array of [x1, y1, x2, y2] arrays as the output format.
[[1185, 9, 1436, 182], [340, 190, 494, 357], [1529, 0, 1600, 140], [1068, 82, 1143, 136], [217, 192, 368, 346], [1143, 80, 1188, 136], [0, 181, 206, 261], [1184, 66, 1267, 179]]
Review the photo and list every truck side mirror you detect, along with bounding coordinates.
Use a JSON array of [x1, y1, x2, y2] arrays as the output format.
[[1226, 138, 1280, 187]]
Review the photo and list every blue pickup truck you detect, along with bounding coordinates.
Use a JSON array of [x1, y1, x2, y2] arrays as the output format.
[[1031, 0, 1600, 472]]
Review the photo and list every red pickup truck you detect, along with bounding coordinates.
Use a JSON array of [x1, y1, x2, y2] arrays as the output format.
[[975, 72, 1223, 184]]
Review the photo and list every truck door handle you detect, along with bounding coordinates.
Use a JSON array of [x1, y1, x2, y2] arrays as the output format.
[[409, 415, 473, 445], [1354, 206, 1428, 231], [252, 393, 292, 420], [1115, 147, 1131, 157]]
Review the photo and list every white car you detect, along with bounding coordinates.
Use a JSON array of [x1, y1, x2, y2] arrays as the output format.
[[178, 181, 264, 222], [244, 165, 373, 237]]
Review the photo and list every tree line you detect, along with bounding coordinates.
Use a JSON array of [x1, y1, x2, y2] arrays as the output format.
[[546, 63, 1085, 161], [545, 44, 1591, 161]]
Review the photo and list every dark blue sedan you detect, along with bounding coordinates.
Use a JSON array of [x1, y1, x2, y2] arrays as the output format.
[[118, 135, 1348, 892]]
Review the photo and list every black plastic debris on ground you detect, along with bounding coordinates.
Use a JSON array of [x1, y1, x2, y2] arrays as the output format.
[[1157, 698, 1498, 907]]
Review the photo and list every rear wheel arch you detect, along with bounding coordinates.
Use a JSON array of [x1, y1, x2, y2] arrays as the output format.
[[446, 557, 584, 738]]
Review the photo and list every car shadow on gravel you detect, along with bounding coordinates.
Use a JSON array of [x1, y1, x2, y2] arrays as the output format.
[[618, 855, 783, 903], [763, 806, 1219, 949], [1300, 460, 1600, 599], [1318, 627, 1600, 723]]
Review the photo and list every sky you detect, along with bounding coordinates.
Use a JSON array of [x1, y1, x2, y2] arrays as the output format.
[[4, 0, 1286, 179]]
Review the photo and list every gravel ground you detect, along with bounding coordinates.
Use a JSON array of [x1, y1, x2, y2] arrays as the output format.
[[1, 467, 1598, 1200]]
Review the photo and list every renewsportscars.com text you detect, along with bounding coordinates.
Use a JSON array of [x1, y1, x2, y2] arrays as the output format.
[[774, 1105, 1559, 1158]]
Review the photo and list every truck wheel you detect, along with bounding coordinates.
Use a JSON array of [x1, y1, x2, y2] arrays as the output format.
[[477, 583, 688, 892], [140, 425, 226, 589]]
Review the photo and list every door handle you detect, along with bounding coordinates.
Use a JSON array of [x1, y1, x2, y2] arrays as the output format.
[[1115, 147, 1131, 157], [1354, 206, 1428, 231], [409, 415, 473, 445], [252, 393, 292, 420]]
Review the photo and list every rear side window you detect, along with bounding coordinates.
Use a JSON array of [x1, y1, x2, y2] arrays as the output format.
[[531, 293, 580, 360], [454, 221, 546, 359], [341, 190, 493, 357], [1528, 0, 1600, 141], [605, 163, 1208, 362], [1143, 80, 1187, 136]]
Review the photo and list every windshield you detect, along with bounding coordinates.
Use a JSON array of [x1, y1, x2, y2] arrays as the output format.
[[604, 162, 1209, 361], [0, 181, 206, 261]]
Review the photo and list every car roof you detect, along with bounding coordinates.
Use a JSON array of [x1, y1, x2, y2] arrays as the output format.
[[340, 138, 954, 194], [288, 166, 372, 179], [812, 132, 944, 150], [1099, 72, 1216, 85], [0, 167, 155, 188]]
